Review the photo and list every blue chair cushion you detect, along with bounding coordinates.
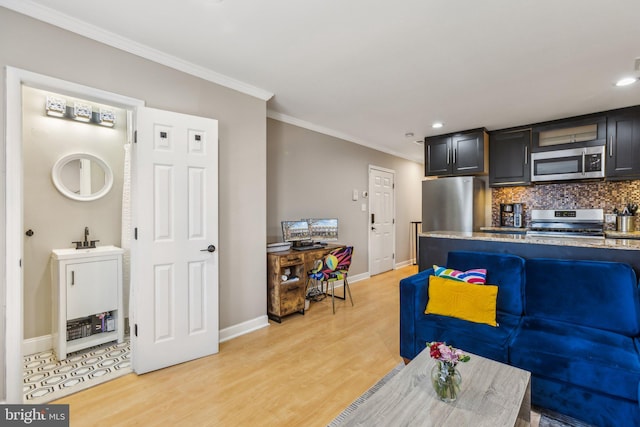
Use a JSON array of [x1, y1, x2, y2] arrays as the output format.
[[510, 317, 640, 401]]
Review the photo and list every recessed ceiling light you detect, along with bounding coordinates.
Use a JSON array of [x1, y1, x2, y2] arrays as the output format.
[[432, 122, 444, 129], [404, 132, 414, 138], [615, 77, 638, 87]]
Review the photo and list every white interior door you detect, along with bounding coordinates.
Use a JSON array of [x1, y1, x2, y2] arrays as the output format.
[[131, 107, 219, 374], [369, 167, 395, 275]]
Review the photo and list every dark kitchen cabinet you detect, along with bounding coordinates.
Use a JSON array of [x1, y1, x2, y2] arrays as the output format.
[[425, 135, 451, 175], [532, 114, 606, 152], [425, 129, 488, 176], [606, 107, 640, 180], [489, 129, 531, 187]]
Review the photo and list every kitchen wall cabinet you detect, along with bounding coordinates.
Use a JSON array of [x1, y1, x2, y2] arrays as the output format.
[[489, 129, 531, 187], [532, 113, 606, 152], [424, 135, 450, 175], [425, 129, 488, 177], [606, 106, 640, 180]]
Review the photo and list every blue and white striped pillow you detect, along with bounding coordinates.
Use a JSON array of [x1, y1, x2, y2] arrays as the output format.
[[433, 265, 487, 285]]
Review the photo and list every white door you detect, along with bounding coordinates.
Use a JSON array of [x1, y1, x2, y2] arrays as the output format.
[[131, 107, 219, 374], [369, 167, 395, 275]]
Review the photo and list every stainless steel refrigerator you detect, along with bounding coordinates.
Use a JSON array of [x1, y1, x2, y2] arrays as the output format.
[[422, 176, 486, 232]]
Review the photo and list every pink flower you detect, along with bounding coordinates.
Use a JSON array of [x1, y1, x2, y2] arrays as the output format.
[[427, 341, 470, 366]]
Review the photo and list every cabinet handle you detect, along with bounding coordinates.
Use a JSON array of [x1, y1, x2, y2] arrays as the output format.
[[453, 148, 457, 164], [609, 136, 613, 157], [524, 146, 528, 165], [71, 271, 75, 286], [447, 147, 450, 165]]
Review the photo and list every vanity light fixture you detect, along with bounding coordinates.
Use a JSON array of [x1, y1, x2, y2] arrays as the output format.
[[99, 108, 116, 127], [73, 102, 92, 122], [432, 122, 444, 129], [45, 96, 117, 128], [46, 96, 66, 117]]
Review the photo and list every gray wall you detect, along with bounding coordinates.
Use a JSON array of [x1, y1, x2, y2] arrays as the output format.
[[267, 119, 423, 276], [22, 86, 127, 340], [1, 7, 267, 400]]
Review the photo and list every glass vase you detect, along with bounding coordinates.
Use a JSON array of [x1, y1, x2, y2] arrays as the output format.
[[430, 361, 462, 402]]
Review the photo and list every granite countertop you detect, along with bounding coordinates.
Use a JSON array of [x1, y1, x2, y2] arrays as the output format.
[[605, 230, 640, 240], [480, 227, 640, 240], [480, 226, 527, 233], [420, 231, 640, 251]]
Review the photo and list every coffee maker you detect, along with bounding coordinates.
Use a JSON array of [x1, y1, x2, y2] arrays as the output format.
[[500, 203, 524, 228], [513, 203, 523, 228]]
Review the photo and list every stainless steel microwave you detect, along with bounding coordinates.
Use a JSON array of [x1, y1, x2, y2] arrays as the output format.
[[531, 146, 605, 182]]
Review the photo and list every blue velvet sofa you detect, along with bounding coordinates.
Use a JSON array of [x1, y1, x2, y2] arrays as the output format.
[[400, 251, 640, 427]]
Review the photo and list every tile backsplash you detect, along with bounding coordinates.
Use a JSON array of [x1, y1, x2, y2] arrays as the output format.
[[492, 180, 640, 231]]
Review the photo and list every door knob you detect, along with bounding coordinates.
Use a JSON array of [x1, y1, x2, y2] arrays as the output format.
[[200, 245, 216, 253]]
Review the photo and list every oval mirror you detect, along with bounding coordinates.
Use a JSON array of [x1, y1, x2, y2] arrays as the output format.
[[52, 153, 114, 201]]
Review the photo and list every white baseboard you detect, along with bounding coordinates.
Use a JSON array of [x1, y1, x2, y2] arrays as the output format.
[[395, 260, 414, 269], [23, 335, 52, 356], [219, 315, 270, 343], [349, 272, 370, 283]]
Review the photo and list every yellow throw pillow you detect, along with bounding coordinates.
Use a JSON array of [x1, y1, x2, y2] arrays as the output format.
[[425, 275, 498, 327]]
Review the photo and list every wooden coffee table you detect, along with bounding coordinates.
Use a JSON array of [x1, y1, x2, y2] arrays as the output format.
[[338, 348, 531, 426]]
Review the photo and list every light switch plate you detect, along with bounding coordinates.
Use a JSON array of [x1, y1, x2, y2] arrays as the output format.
[[352, 189, 359, 201], [361, 203, 367, 212]]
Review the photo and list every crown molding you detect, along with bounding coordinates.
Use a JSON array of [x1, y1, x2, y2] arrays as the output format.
[[0, 0, 274, 101], [267, 110, 420, 163]]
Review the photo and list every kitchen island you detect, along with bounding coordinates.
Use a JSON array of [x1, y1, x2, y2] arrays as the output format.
[[419, 231, 640, 275]]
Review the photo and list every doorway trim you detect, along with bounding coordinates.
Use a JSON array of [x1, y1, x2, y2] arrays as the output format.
[[3, 66, 144, 402], [367, 164, 396, 276]]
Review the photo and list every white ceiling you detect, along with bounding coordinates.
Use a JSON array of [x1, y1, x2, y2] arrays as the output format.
[[5, 0, 640, 163]]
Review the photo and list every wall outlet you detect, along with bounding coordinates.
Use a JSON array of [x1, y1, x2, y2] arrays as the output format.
[[605, 213, 617, 224], [361, 203, 367, 212]]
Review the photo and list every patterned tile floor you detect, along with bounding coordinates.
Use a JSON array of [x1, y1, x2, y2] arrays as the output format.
[[23, 339, 131, 404]]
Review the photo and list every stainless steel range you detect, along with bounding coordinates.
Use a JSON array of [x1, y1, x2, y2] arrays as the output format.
[[526, 209, 604, 238]]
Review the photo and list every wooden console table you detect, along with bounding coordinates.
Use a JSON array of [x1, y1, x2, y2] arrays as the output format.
[[267, 244, 341, 322]]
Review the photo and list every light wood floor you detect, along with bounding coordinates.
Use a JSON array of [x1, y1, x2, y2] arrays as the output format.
[[54, 265, 418, 426]]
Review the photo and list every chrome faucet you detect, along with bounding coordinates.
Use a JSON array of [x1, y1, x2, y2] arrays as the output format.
[[72, 227, 99, 249]]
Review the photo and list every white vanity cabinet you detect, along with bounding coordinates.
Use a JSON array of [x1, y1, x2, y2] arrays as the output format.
[[51, 246, 124, 360]]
